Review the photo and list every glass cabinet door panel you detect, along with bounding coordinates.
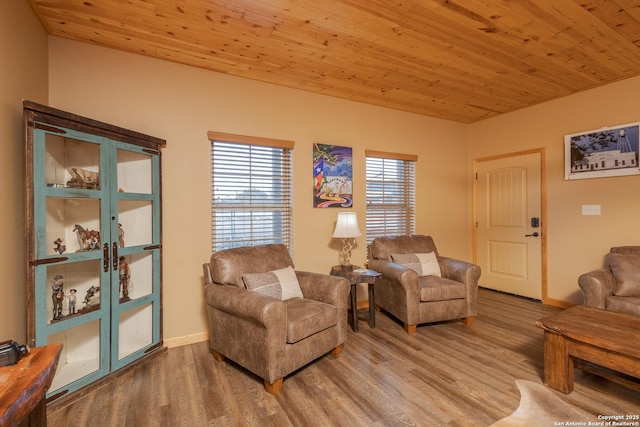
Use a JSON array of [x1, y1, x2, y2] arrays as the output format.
[[45, 198, 102, 257], [45, 260, 103, 325], [116, 149, 152, 194], [45, 134, 101, 189], [47, 319, 103, 393], [117, 201, 153, 247], [117, 252, 153, 302], [118, 303, 154, 360]]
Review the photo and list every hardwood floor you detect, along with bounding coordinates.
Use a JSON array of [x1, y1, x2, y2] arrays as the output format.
[[47, 289, 640, 426]]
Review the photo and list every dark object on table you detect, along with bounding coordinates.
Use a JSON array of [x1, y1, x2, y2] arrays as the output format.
[[0, 340, 30, 367]]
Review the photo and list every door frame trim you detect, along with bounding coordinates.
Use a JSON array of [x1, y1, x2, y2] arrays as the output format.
[[472, 148, 549, 304]]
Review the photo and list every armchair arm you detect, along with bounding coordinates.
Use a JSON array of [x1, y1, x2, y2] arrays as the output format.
[[368, 259, 421, 325], [367, 259, 420, 291], [438, 257, 481, 286], [578, 269, 615, 309], [204, 283, 284, 328], [296, 271, 350, 308]]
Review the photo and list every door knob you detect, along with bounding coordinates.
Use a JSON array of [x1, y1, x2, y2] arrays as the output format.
[[525, 232, 539, 237]]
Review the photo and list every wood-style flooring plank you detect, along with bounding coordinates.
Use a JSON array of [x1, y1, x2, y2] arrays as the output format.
[[47, 289, 640, 426]]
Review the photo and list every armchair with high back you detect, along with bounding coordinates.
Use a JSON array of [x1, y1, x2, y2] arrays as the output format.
[[367, 235, 481, 334], [578, 246, 640, 316], [203, 244, 350, 394]]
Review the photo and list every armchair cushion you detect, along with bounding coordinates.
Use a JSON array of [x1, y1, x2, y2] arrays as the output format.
[[243, 266, 303, 301], [285, 298, 337, 344], [420, 276, 466, 301], [391, 252, 442, 277], [607, 253, 640, 297]]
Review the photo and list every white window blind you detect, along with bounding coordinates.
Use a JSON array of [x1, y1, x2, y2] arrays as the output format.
[[365, 151, 416, 244], [209, 132, 293, 252]]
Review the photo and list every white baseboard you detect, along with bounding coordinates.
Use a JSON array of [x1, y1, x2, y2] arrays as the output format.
[[163, 331, 209, 348]]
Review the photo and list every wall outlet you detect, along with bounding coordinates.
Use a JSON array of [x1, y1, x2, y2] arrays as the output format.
[[582, 204, 601, 216]]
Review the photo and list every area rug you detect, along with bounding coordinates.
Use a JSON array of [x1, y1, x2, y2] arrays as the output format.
[[490, 380, 592, 426]]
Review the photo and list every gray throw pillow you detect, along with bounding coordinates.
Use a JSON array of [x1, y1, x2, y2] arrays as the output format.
[[242, 266, 303, 301], [390, 252, 441, 277], [607, 253, 640, 297]]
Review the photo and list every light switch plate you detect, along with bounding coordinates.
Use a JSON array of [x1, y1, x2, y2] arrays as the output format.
[[582, 204, 601, 215]]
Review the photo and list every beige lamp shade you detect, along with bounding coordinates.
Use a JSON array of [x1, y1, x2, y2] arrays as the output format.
[[332, 212, 363, 238], [332, 212, 362, 269]]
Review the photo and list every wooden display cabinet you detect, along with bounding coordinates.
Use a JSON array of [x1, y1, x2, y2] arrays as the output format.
[[24, 101, 165, 400]]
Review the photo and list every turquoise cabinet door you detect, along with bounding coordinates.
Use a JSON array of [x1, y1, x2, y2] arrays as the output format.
[[108, 142, 162, 370], [31, 125, 112, 396]]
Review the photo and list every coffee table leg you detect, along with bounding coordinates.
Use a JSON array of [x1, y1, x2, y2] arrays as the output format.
[[350, 283, 358, 332], [543, 331, 574, 394]]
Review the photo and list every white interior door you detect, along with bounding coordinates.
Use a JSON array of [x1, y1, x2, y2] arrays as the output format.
[[476, 152, 542, 300]]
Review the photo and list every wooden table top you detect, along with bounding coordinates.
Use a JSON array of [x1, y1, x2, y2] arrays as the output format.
[[0, 343, 62, 424], [330, 265, 381, 284], [536, 306, 640, 358]]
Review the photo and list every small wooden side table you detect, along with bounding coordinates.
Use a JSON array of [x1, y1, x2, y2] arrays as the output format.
[[330, 266, 381, 332], [0, 343, 62, 426]]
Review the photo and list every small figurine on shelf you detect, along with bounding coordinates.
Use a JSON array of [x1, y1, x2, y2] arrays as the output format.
[[118, 223, 125, 247], [119, 256, 131, 300], [67, 289, 77, 315], [83, 285, 100, 307], [51, 275, 64, 321], [53, 238, 66, 254], [66, 167, 100, 189], [89, 231, 99, 250], [73, 224, 100, 252]]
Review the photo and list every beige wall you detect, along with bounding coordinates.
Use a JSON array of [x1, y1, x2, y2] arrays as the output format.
[[0, 2, 48, 343], [5, 5, 640, 345], [468, 76, 640, 305], [47, 37, 471, 343]]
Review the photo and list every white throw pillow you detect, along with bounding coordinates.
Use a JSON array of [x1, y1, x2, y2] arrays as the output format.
[[390, 252, 442, 277], [242, 266, 304, 301]]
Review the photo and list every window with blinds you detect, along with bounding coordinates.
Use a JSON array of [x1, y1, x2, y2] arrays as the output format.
[[209, 132, 294, 253], [365, 151, 417, 244]]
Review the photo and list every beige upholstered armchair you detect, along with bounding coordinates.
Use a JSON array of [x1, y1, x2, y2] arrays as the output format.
[[367, 235, 481, 334], [203, 244, 350, 394], [578, 246, 640, 316]]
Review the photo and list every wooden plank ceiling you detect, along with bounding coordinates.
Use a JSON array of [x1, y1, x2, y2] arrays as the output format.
[[28, 0, 640, 123]]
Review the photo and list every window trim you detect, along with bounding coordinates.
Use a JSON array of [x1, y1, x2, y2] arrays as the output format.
[[364, 150, 418, 162], [208, 131, 294, 149]]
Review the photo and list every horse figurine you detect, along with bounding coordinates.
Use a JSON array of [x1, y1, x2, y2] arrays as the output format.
[[73, 224, 100, 252]]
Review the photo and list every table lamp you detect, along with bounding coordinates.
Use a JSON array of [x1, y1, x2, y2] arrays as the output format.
[[332, 212, 362, 270]]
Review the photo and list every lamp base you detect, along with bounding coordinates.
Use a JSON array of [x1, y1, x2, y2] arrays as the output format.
[[340, 264, 354, 271]]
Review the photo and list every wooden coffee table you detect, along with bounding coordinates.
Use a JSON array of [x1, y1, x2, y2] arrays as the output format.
[[536, 305, 640, 394]]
